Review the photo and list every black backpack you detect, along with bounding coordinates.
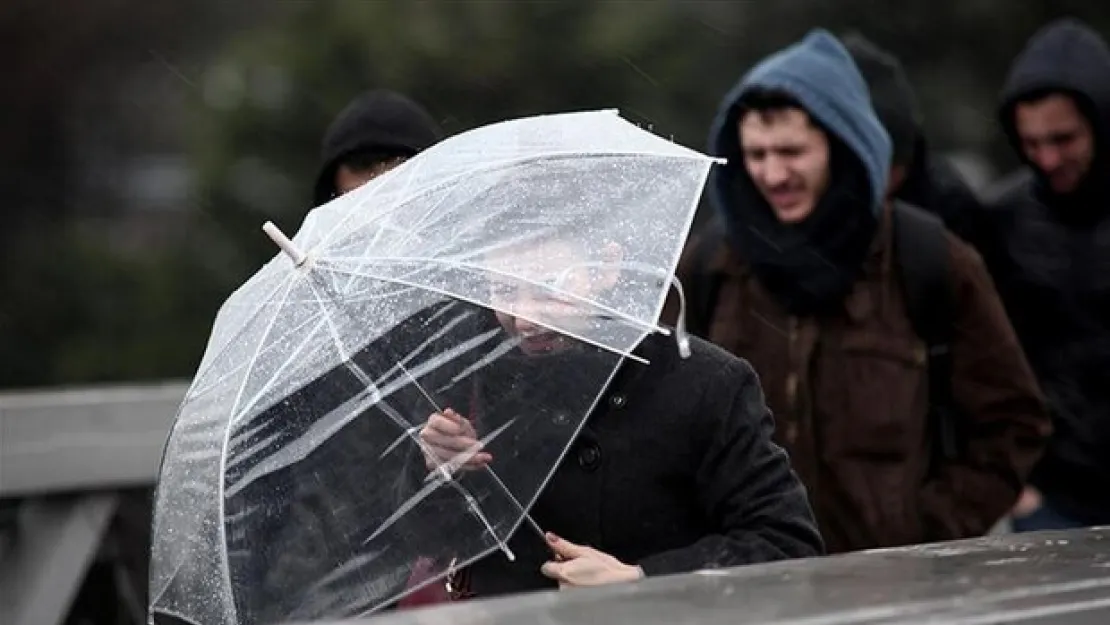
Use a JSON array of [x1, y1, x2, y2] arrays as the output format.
[[686, 202, 960, 462]]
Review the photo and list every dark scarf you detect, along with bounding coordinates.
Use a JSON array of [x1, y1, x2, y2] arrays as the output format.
[[723, 137, 878, 316], [1031, 159, 1110, 228]]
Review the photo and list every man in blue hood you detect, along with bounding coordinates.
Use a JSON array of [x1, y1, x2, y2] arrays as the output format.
[[982, 18, 1110, 531], [672, 30, 1050, 553]]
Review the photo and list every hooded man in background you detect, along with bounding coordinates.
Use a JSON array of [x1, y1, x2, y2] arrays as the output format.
[[841, 33, 985, 247], [982, 17, 1110, 531], [312, 88, 443, 206]]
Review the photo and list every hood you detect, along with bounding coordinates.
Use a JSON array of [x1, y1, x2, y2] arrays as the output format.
[[839, 33, 979, 230], [999, 18, 1110, 171], [313, 89, 443, 206], [707, 29, 892, 220], [704, 30, 891, 317], [841, 32, 921, 168]]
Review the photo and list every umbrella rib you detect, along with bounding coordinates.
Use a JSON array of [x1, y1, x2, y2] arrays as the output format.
[[363, 413, 522, 562], [360, 469, 454, 545], [218, 274, 300, 625], [376, 328, 508, 460], [223, 267, 299, 422], [422, 419, 547, 544], [296, 274, 524, 561], [377, 314, 504, 412], [312, 149, 715, 254], [222, 384, 394, 501], [334, 168, 457, 295], [184, 272, 299, 402], [307, 279, 352, 362], [422, 415, 517, 485], [186, 299, 325, 404], [306, 159, 430, 274], [321, 255, 659, 335], [402, 394, 548, 546], [452, 483, 515, 561], [346, 361, 520, 560], [316, 263, 651, 365], [230, 314, 330, 425]]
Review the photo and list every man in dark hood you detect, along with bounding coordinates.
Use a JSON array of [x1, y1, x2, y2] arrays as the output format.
[[983, 17, 1110, 531], [312, 89, 443, 206], [841, 33, 985, 246], [671, 30, 1049, 553]]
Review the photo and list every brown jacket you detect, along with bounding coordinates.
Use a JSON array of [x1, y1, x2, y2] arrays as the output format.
[[667, 207, 1051, 553]]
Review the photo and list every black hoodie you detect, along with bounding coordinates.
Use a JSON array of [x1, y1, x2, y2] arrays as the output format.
[[985, 18, 1110, 524], [996, 17, 1110, 217], [312, 89, 443, 207], [842, 33, 986, 246]]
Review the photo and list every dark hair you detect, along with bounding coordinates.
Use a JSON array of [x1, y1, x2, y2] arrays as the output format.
[[338, 147, 411, 174], [735, 87, 814, 126], [1006, 87, 1100, 137], [1012, 87, 1068, 107]]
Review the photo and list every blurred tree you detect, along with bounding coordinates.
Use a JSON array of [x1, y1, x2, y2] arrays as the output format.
[[0, 227, 225, 385], [5, 0, 1110, 389], [186, 0, 728, 287], [0, 0, 245, 388], [189, 0, 1110, 287]]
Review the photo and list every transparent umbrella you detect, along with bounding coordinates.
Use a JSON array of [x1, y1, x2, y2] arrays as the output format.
[[148, 109, 723, 625]]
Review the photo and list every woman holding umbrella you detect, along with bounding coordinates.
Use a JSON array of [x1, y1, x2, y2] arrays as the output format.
[[412, 234, 824, 600]]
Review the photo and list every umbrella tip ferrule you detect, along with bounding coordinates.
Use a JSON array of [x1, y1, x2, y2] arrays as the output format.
[[262, 221, 309, 267], [668, 275, 694, 359], [676, 332, 692, 359]]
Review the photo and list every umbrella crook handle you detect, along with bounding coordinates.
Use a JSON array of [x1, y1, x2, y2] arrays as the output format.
[[262, 221, 309, 267], [669, 276, 693, 359]]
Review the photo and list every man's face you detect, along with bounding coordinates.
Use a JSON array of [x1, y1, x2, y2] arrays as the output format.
[[334, 158, 407, 196], [486, 241, 621, 356], [738, 108, 831, 224], [1014, 93, 1095, 194]]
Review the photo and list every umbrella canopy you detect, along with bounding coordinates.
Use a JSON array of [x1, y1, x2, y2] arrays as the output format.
[[148, 109, 722, 625]]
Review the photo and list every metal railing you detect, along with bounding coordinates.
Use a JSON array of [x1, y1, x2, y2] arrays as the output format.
[[0, 381, 1073, 625], [0, 381, 185, 625]]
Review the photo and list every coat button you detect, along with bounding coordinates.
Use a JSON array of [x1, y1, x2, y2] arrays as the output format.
[[785, 374, 798, 400], [609, 394, 627, 409], [784, 422, 798, 444], [577, 444, 602, 471], [914, 345, 928, 366]]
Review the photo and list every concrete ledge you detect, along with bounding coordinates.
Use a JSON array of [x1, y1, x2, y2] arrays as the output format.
[[0, 382, 186, 497], [306, 528, 1110, 625]]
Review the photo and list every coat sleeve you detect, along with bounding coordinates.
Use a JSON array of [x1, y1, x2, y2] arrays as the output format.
[[918, 235, 1052, 539], [636, 355, 825, 576]]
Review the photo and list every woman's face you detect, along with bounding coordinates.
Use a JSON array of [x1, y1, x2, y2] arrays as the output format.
[[486, 240, 620, 355]]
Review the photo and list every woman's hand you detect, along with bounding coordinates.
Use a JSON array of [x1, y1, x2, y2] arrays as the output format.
[[540, 533, 644, 588]]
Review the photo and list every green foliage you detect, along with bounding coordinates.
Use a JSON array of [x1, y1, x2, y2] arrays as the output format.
[[0, 228, 220, 386], [9, 0, 1110, 388], [187, 0, 726, 288]]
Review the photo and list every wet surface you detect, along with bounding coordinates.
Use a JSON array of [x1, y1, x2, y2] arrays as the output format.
[[328, 527, 1110, 624]]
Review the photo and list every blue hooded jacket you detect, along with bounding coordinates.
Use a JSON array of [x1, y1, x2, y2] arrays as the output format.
[[707, 29, 892, 220]]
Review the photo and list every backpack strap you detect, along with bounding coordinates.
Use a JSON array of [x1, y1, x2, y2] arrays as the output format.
[[892, 202, 960, 464]]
